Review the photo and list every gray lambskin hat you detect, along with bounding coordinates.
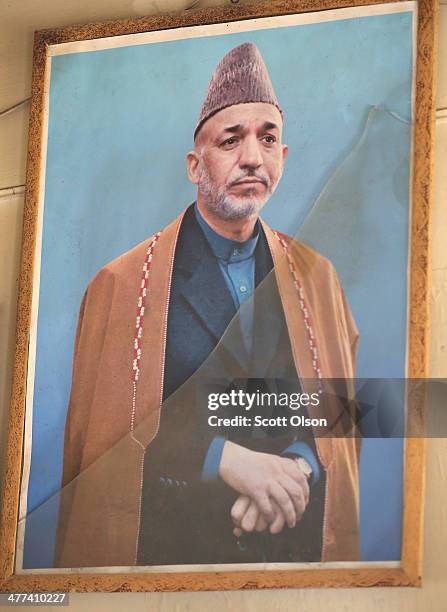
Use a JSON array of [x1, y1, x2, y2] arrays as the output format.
[[194, 42, 282, 140]]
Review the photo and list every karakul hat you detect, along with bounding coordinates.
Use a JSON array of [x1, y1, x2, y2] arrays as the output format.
[[194, 42, 282, 139]]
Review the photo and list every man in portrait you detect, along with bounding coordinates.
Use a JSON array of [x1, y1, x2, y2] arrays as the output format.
[[55, 43, 360, 568]]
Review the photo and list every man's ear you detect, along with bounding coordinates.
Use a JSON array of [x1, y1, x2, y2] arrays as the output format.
[[186, 150, 200, 184], [281, 144, 289, 167]]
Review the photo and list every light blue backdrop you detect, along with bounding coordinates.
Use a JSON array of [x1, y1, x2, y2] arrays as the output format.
[[24, 11, 414, 567]]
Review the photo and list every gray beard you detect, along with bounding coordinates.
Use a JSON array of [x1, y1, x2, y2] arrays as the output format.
[[198, 165, 269, 221]]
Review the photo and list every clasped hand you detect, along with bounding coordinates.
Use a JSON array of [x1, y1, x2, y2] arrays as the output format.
[[218, 441, 310, 536]]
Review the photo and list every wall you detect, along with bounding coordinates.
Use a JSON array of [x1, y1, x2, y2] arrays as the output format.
[[0, 0, 446, 610]]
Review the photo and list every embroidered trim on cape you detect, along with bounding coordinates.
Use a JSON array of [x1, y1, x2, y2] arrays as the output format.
[[130, 231, 162, 440], [273, 231, 323, 381]]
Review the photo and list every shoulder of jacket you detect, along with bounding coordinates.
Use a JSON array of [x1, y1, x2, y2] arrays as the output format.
[[274, 230, 337, 277], [87, 232, 161, 289]]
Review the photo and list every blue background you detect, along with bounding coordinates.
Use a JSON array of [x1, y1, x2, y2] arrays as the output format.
[[24, 11, 414, 567]]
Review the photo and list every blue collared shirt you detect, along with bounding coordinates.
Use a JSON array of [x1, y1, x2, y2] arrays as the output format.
[[194, 203, 259, 310]]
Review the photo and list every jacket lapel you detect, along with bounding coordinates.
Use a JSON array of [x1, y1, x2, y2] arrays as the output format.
[[180, 257, 236, 343], [175, 206, 237, 342]]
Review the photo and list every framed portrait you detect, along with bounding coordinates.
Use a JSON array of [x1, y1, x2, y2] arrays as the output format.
[[0, 0, 438, 592]]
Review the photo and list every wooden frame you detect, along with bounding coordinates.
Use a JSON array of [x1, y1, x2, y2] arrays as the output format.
[[0, 0, 437, 592]]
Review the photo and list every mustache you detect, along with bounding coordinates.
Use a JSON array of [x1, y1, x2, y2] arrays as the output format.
[[227, 171, 270, 189]]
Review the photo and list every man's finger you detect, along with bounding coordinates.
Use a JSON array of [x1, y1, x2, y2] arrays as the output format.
[[279, 474, 306, 519], [283, 458, 310, 503], [252, 491, 275, 523], [240, 501, 259, 532], [268, 481, 296, 528], [269, 500, 286, 534], [231, 495, 251, 526], [255, 513, 268, 532]]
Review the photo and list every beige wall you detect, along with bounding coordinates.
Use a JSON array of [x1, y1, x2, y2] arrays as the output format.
[[0, 1, 446, 609]]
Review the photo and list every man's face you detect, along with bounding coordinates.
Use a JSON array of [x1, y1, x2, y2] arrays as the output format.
[[187, 103, 288, 221]]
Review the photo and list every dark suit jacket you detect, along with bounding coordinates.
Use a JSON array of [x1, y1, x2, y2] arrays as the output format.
[[137, 205, 325, 565]]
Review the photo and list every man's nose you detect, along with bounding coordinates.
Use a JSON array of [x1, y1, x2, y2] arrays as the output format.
[[238, 136, 263, 169]]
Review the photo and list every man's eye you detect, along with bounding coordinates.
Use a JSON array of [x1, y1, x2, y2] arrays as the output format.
[[222, 137, 238, 147], [262, 135, 276, 144]]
